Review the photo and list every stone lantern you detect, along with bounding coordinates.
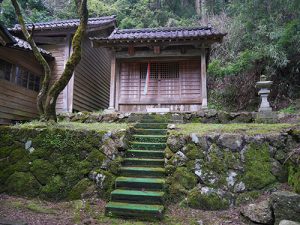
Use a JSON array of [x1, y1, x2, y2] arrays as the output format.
[[256, 75, 273, 112]]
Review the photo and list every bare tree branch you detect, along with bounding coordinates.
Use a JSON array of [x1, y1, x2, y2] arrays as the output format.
[[11, 0, 51, 117]]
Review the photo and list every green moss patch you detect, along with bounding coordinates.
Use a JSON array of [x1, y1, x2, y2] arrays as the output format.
[[288, 164, 300, 194], [172, 123, 296, 136], [187, 188, 229, 210], [5, 172, 41, 197], [30, 159, 57, 185], [242, 143, 276, 190], [68, 178, 93, 200]]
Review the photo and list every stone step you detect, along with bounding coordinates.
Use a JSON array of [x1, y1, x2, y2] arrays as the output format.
[[140, 119, 169, 124], [120, 167, 165, 178], [105, 201, 164, 219], [111, 189, 164, 204], [127, 150, 165, 158], [123, 158, 164, 167], [134, 129, 168, 135], [130, 142, 166, 150], [135, 123, 168, 129], [115, 177, 165, 190], [133, 134, 167, 143]]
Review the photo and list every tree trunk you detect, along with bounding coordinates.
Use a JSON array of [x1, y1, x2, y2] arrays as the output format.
[[44, 0, 88, 122], [201, 0, 207, 22], [11, 0, 51, 117]]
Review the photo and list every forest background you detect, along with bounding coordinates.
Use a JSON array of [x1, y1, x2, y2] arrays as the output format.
[[1, 0, 299, 112]]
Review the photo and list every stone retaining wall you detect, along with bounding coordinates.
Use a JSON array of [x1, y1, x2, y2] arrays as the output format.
[[0, 126, 132, 200], [165, 128, 300, 210], [58, 110, 300, 124]]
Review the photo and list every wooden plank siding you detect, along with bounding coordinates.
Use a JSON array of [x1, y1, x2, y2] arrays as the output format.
[[73, 30, 111, 112], [118, 60, 202, 112], [40, 43, 67, 113], [0, 79, 38, 120]]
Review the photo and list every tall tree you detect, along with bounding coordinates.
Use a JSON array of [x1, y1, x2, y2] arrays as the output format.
[[11, 0, 89, 121]]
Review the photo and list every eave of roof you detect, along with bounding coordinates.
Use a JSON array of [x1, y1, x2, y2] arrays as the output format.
[[5, 36, 53, 58], [0, 23, 16, 45], [91, 26, 227, 47], [9, 16, 116, 33]]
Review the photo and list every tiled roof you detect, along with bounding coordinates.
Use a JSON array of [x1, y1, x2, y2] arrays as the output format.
[[10, 16, 116, 32], [91, 26, 226, 45], [10, 37, 52, 57], [0, 23, 16, 45]]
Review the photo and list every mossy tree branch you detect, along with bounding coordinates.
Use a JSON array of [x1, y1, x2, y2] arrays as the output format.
[[11, 0, 51, 117], [44, 0, 88, 121]]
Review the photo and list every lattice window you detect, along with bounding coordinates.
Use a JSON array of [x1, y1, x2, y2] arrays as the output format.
[[140, 62, 179, 80]]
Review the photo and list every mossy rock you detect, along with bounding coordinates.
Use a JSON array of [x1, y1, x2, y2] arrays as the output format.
[[41, 175, 66, 200], [288, 164, 300, 194], [107, 156, 123, 175], [92, 169, 116, 200], [235, 191, 261, 206], [5, 172, 41, 196], [242, 143, 276, 190], [68, 178, 93, 200], [9, 148, 27, 164], [86, 149, 106, 167], [185, 144, 204, 160], [166, 167, 197, 202], [165, 165, 176, 175], [165, 147, 174, 160], [187, 188, 229, 210], [29, 147, 53, 160], [0, 146, 15, 159], [30, 159, 57, 185]]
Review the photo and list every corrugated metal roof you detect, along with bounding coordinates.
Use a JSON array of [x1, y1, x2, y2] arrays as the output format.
[[91, 26, 226, 45], [10, 16, 116, 32]]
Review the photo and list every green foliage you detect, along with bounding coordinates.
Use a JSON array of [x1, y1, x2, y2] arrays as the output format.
[[279, 106, 296, 114], [242, 143, 276, 190], [208, 50, 261, 77]]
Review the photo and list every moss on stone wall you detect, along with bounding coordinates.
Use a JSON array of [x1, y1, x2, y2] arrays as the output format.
[[0, 126, 127, 200], [187, 188, 229, 210], [288, 164, 300, 194], [242, 143, 276, 190]]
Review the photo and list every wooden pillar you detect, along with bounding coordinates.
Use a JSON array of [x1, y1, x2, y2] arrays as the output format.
[[201, 47, 208, 109], [108, 51, 116, 110]]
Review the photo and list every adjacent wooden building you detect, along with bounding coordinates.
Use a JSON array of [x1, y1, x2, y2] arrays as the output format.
[[0, 23, 53, 124], [91, 26, 226, 112], [10, 16, 116, 113]]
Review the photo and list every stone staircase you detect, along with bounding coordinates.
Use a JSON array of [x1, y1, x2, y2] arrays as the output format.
[[105, 115, 167, 219]]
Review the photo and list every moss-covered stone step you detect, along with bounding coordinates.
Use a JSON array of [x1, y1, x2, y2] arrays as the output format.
[[111, 189, 164, 204], [127, 150, 165, 158], [133, 135, 167, 143], [134, 129, 167, 135], [115, 177, 165, 190], [135, 123, 168, 129], [120, 167, 165, 178], [130, 142, 166, 150], [105, 201, 164, 219], [140, 119, 169, 124], [123, 158, 164, 167]]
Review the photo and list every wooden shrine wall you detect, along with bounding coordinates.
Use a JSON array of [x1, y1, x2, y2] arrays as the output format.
[[118, 60, 202, 112]]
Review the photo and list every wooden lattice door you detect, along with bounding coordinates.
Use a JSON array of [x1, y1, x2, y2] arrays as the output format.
[[140, 62, 180, 103]]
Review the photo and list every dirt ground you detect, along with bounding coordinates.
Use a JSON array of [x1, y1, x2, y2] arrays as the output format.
[[0, 194, 247, 225]]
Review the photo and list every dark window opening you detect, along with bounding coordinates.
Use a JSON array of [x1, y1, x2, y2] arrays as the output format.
[[140, 62, 179, 80], [0, 59, 12, 81], [0, 59, 40, 92]]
